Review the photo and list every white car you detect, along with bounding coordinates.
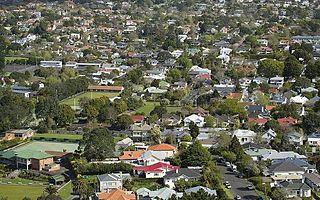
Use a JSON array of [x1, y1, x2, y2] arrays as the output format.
[[225, 161, 231, 167], [235, 195, 241, 200]]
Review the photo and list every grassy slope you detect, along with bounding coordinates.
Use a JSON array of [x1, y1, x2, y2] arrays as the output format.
[[60, 92, 119, 106], [0, 185, 45, 200]]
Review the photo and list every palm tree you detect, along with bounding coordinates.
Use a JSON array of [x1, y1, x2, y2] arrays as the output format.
[[44, 185, 58, 195]]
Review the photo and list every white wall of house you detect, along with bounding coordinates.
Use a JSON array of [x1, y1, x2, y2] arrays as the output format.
[[99, 180, 122, 192], [145, 171, 166, 179]]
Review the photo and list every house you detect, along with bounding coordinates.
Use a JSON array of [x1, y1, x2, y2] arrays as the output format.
[[307, 132, 320, 146], [290, 95, 309, 105], [2, 129, 34, 141], [130, 124, 152, 142], [130, 115, 145, 124], [269, 76, 284, 88], [97, 173, 131, 192], [232, 129, 257, 145], [148, 144, 177, 157], [172, 82, 187, 90], [138, 150, 167, 166], [262, 151, 307, 162], [304, 173, 320, 192], [269, 94, 287, 104], [184, 186, 217, 197], [160, 114, 181, 126], [262, 129, 277, 141], [245, 148, 278, 161], [133, 162, 179, 178], [97, 188, 135, 200], [287, 132, 304, 146], [246, 105, 269, 118], [248, 118, 268, 126], [213, 84, 236, 96], [183, 114, 205, 127], [191, 107, 209, 117], [278, 180, 311, 198], [115, 138, 133, 152], [163, 168, 201, 189], [119, 151, 144, 163], [88, 85, 124, 92], [136, 187, 183, 200], [277, 117, 298, 127], [268, 159, 305, 182], [144, 87, 167, 97]]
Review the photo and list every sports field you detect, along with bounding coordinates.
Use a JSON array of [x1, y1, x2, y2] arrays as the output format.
[[135, 101, 182, 116], [12, 141, 79, 154], [32, 133, 83, 140], [60, 92, 120, 106], [0, 185, 45, 200]]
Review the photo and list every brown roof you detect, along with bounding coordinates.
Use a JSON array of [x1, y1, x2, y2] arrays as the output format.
[[148, 143, 176, 151], [97, 189, 135, 200], [226, 92, 243, 100], [88, 85, 124, 91], [119, 151, 144, 160]]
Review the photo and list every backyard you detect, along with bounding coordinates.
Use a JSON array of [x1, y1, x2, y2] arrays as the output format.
[[135, 101, 182, 116], [0, 185, 45, 200], [60, 92, 120, 106]]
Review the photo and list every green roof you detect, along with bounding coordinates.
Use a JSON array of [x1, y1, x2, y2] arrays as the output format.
[[0, 151, 16, 159], [0, 150, 52, 160]]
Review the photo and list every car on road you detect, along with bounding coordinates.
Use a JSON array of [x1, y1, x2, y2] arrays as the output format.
[[224, 181, 231, 189], [247, 184, 254, 190], [225, 161, 231, 167], [235, 195, 241, 200]]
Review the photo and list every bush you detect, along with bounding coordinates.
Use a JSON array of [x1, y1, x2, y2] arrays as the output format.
[[18, 171, 49, 182], [73, 160, 132, 175], [248, 176, 271, 194]]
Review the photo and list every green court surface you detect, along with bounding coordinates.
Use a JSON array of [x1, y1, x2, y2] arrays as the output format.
[[60, 92, 120, 106], [0, 185, 45, 200], [12, 141, 79, 155]]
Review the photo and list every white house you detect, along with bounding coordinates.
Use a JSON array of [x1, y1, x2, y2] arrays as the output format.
[[262, 129, 277, 141], [133, 162, 179, 179], [232, 129, 257, 145], [290, 95, 309, 105], [183, 114, 205, 127], [308, 133, 320, 146], [97, 173, 131, 192], [163, 168, 201, 189], [269, 76, 284, 88], [138, 150, 167, 166]]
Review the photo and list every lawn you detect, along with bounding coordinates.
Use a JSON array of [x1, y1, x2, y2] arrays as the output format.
[[127, 178, 161, 192], [60, 92, 120, 106], [5, 56, 28, 64], [0, 185, 45, 200], [58, 181, 73, 199], [33, 133, 83, 140], [0, 177, 45, 185], [136, 102, 181, 116]]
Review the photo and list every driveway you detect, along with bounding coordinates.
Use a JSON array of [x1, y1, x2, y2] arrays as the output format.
[[218, 164, 259, 200]]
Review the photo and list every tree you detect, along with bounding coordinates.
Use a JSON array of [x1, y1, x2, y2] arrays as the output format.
[[127, 69, 143, 84], [81, 128, 115, 161], [204, 115, 216, 128], [283, 55, 303, 78], [113, 99, 128, 113], [150, 126, 161, 144], [302, 112, 320, 134], [221, 151, 237, 163], [180, 140, 211, 167], [270, 187, 287, 200], [189, 122, 200, 140], [115, 114, 133, 130], [81, 105, 98, 121], [55, 104, 75, 126], [257, 59, 284, 78], [166, 68, 182, 83], [150, 106, 167, 118], [201, 161, 221, 189], [73, 178, 94, 200], [217, 99, 247, 118], [0, 36, 9, 70], [229, 136, 245, 161], [44, 185, 58, 195]]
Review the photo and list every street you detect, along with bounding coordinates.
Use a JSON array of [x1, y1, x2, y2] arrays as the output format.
[[218, 164, 260, 200]]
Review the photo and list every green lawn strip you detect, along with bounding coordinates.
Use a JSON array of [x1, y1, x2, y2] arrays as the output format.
[[32, 133, 83, 140], [0, 177, 46, 185], [60, 92, 119, 106], [129, 178, 160, 192], [136, 101, 181, 116], [220, 184, 234, 199], [58, 181, 72, 199], [0, 185, 45, 200], [5, 56, 28, 64]]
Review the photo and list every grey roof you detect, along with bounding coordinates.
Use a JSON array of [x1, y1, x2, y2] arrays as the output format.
[[163, 168, 201, 179], [185, 186, 217, 196], [280, 180, 311, 190], [97, 173, 131, 182], [137, 187, 182, 200], [304, 173, 320, 185], [140, 150, 167, 161], [272, 158, 315, 170], [269, 160, 305, 172]]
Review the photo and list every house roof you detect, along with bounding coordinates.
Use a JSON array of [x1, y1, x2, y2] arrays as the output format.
[[97, 173, 131, 182], [97, 189, 135, 200], [137, 187, 181, 199], [130, 115, 145, 123], [279, 180, 310, 190], [304, 173, 320, 185], [248, 118, 268, 125], [140, 150, 167, 161], [132, 162, 179, 173], [148, 144, 176, 151], [185, 186, 217, 196], [226, 92, 243, 100], [163, 168, 201, 179], [277, 117, 298, 126], [119, 151, 144, 160], [262, 151, 306, 160], [269, 159, 305, 172], [233, 129, 256, 137]]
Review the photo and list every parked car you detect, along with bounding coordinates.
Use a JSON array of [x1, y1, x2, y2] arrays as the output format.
[[235, 195, 241, 200], [225, 161, 231, 167], [225, 181, 231, 189], [247, 184, 254, 190]]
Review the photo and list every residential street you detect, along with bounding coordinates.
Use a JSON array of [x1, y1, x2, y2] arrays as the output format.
[[218, 164, 260, 200]]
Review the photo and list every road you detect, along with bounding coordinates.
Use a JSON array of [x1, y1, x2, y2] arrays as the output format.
[[218, 164, 259, 200]]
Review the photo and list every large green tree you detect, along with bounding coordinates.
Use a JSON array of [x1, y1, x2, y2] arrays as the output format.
[[180, 140, 211, 167], [257, 59, 284, 78]]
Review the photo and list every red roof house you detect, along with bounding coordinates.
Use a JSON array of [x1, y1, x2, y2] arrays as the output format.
[[133, 162, 179, 179], [277, 117, 298, 127], [248, 118, 268, 126], [130, 115, 145, 123]]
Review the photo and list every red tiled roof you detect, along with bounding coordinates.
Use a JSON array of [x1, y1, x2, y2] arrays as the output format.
[[148, 143, 176, 151], [98, 188, 135, 200], [119, 151, 144, 160], [248, 118, 268, 125], [133, 162, 179, 173], [277, 117, 298, 126], [130, 115, 145, 123]]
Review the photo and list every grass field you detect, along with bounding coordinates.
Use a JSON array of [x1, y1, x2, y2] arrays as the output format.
[[128, 178, 161, 191], [58, 181, 72, 199], [5, 56, 28, 64], [0, 185, 45, 200], [33, 133, 83, 140], [135, 102, 181, 116], [0, 177, 45, 185], [12, 141, 79, 154], [60, 92, 120, 106]]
